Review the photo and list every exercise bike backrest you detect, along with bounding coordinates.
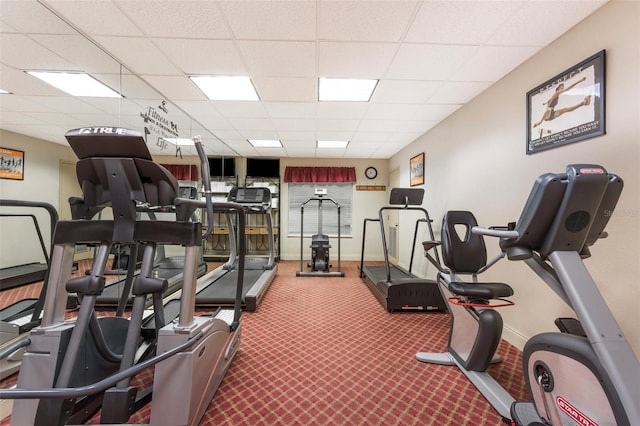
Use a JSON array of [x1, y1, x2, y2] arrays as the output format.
[[441, 210, 488, 275], [496, 164, 622, 260]]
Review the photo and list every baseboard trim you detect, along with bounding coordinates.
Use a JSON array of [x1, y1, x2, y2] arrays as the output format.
[[503, 326, 528, 351]]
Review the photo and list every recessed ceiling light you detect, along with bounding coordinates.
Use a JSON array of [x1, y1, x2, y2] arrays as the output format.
[[248, 139, 282, 148], [26, 71, 121, 97], [0, 89, 10, 94], [190, 75, 259, 101], [318, 78, 378, 102], [317, 140, 349, 149]]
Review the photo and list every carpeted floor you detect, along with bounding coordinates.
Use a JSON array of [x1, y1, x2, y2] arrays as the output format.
[[1, 260, 528, 425]]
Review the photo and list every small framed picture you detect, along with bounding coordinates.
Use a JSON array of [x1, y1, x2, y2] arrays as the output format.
[[410, 152, 424, 187], [526, 50, 605, 154], [0, 147, 25, 180]]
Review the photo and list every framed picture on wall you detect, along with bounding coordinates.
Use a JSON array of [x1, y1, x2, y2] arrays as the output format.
[[0, 147, 25, 180], [410, 152, 424, 186], [526, 50, 605, 155]]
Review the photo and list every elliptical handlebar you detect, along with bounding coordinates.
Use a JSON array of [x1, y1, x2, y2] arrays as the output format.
[[193, 135, 214, 240]]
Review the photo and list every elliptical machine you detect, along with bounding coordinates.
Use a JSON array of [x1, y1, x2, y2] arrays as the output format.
[[296, 188, 344, 277], [419, 164, 639, 425], [0, 127, 247, 426]]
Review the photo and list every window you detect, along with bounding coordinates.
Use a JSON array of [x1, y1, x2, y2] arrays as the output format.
[[288, 183, 353, 237]]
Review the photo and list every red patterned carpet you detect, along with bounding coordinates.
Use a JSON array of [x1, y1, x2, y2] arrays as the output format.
[[1, 260, 528, 425]]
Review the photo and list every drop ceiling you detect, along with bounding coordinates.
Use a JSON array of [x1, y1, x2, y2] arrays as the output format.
[[0, 0, 607, 159]]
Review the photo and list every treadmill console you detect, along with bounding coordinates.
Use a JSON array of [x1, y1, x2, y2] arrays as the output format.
[[227, 187, 272, 209]]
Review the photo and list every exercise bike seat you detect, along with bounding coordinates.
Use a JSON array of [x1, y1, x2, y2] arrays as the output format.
[[441, 210, 513, 300], [448, 281, 513, 299]]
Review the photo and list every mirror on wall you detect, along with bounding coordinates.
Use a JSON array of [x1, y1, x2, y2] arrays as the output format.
[[0, 0, 236, 159]]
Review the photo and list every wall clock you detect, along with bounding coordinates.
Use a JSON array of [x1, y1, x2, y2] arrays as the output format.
[[365, 166, 377, 180]]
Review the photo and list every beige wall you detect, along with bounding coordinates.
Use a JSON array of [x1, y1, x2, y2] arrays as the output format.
[[0, 129, 77, 268], [390, 0, 639, 355]]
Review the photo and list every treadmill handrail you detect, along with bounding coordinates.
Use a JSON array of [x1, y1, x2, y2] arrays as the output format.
[[377, 205, 439, 283], [0, 200, 58, 324]]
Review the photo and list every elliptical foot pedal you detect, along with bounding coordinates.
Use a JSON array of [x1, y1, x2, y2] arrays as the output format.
[[554, 317, 586, 337]]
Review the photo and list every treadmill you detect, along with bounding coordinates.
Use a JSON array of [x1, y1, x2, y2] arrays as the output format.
[[0, 200, 57, 290], [0, 200, 58, 379], [359, 188, 446, 313], [194, 186, 277, 311]]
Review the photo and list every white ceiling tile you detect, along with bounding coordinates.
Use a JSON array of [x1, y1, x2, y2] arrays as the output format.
[[393, 120, 437, 133], [386, 44, 478, 80], [452, 45, 540, 82], [22, 112, 92, 127], [272, 118, 316, 133], [406, 1, 525, 44], [237, 41, 316, 78], [427, 82, 491, 104], [253, 77, 316, 102], [314, 131, 353, 142], [142, 76, 205, 101], [154, 39, 246, 75], [214, 102, 269, 119], [92, 36, 182, 76], [488, 1, 607, 47], [387, 131, 428, 145], [31, 96, 105, 114], [0, 111, 46, 125], [317, 102, 368, 120], [115, 1, 231, 38], [210, 129, 243, 140], [1, 0, 77, 34], [318, 0, 419, 42], [410, 104, 461, 121], [372, 80, 443, 104], [174, 100, 224, 119], [30, 34, 122, 75], [219, 1, 316, 40], [350, 132, 391, 144], [264, 102, 316, 119], [365, 103, 419, 121], [228, 117, 274, 132], [3, 124, 67, 144], [0, 95, 56, 112], [357, 119, 400, 133], [318, 42, 397, 78], [316, 119, 359, 133], [73, 97, 144, 116], [42, 0, 143, 36], [0, 33, 76, 70]]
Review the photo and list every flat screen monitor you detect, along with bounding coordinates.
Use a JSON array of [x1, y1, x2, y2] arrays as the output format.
[[208, 157, 236, 177], [389, 188, 424, 206], [246, 158, 279, 178]]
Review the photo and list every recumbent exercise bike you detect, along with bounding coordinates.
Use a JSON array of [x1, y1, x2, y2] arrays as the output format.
[[419, 164, 639, 425]]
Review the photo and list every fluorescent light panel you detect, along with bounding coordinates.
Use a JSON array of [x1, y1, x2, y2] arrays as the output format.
[[26, 71, 121, 97], [318, 78, 378, 102], [248, 139, 282, 148], [190, 76, 259, 101], [317, 140, 349, 149], [0, 89, 10, 94], [162, 138, 194, 146]]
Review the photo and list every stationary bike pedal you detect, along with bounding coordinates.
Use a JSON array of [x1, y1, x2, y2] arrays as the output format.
[[554, 317, 586, 337]]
